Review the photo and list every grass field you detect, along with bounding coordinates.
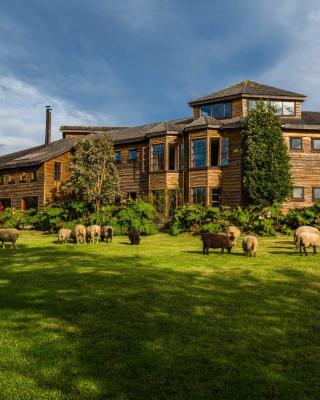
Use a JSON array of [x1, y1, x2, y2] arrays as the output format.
[[0, 231, 319, 399]]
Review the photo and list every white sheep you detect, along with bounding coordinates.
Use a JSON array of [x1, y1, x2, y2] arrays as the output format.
[[58, 228, 72, 244], [297, 231, 320, 256], [224, 226, 241, 245], [242, 236, 258, 257], [75, 224, 87, 245], [86, 225, 101, 244], [294, 226, 320, 249]]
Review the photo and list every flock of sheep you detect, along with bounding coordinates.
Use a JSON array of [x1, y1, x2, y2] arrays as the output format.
[[58, 224, 141, 246], [0, 224, 318, 256]]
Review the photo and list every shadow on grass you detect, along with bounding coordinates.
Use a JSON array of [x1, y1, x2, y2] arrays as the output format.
[[0, 244, 319, 399]]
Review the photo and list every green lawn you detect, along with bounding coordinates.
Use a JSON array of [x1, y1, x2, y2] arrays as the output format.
[[0, 231, 319, 400]]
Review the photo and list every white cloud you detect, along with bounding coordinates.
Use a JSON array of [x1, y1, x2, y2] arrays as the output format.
[[0, 76, 103, 155]]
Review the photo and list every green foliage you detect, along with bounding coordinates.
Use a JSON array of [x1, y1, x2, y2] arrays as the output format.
[[63, 135, 121, 210], [117, 199, 158, 235], [0, 208, 37, 229], [241, 101, 292, 206]]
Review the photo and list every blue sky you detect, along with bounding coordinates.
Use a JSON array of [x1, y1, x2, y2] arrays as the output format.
[[0, 0, 320, 153]]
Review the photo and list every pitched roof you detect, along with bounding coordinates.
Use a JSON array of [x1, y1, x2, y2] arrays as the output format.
[[0, 138, 77, 170], [189, 80, 306, 106], [146, 121, 181, 136], [184, 115, 221, 130]]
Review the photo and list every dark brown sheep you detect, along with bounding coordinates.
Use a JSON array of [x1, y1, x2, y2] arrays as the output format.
[[101, 225, 114, 243], [201, 232, 233, 255], [129, 229, 140, 245]]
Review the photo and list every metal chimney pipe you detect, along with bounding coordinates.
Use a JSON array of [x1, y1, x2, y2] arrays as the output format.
[[45, 106, 52, 145]]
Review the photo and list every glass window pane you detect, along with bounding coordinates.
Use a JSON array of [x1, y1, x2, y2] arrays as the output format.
[[114, 151, 121, 161], [211, 188, 221, 207], [248, 100, 257, 111], [212, 103, 224, 118], [151, 144, 164, 171], [283, 102, 295, 115], [270, 101, 282, 115], [200, 105, 211, 116], [220, 138, 229, 166], [313, 139, 320, 150], [191, 139, 206, 168], [129, 149, 137, 160], [225, 102, 232, 118], [291, 138, 302, 150], [314, 188, 320, 200], [293, 187, 303, 199], [192, 187, 206, 206]]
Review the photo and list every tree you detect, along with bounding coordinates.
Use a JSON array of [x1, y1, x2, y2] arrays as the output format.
[[64, 134, 121, 211], [241, 101, 292, 207]]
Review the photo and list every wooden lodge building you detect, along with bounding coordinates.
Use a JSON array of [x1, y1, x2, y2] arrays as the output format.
[[1, 80, 320, 212]]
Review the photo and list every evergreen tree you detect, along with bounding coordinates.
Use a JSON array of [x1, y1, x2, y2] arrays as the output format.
[[64, 134, 120, 211], [241, 101, 292, 206]]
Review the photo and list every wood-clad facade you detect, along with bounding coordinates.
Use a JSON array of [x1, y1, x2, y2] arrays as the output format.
[[2, 80, 320, 212]]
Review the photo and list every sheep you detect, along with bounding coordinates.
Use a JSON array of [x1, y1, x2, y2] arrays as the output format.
[[86, 225, 101, 244], [58, 228, 72, 244], [101, 225, 114, 243], [201, 232, 233, 255], [294, 226, 320, 249], [297, 231, 320, 256], [0, 228, 19, 249], [224, 225, 241, 245], [242, 235, 259, 257], [129, 229, 140, 245], [75, 224, 87, 245]]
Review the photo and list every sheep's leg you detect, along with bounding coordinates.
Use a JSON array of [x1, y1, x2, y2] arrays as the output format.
[[313, 246, 317, 255], [304, 246, 308, 256], [203, 245, 206, 255], [220, 248, 224, 255], [1, 241, 4, 249]]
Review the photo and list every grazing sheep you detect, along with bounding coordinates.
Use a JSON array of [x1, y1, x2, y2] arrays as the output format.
[[101, 225, 114, 243], [75, 224, 87, 245], [86, 225, 101, 244], [294, 226, 319, 249], [242, 235, 259, 257], [129, 229, 140, 245], [0, 228, 19, 249], [224, 226, 241, 245], [58, 228, 72, 244], [297, 231, 320, 256], [201, 232, 233, 255]]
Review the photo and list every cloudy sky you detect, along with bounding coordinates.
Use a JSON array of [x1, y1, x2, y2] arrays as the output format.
[[0, 0, 320, 154]]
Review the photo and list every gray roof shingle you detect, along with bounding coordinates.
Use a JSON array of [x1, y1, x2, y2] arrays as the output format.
[[189, 80, 306, 106]]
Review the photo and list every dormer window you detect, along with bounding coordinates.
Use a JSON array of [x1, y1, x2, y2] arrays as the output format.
[[248, 100, 295, 116], [200, 102, 232, 119]]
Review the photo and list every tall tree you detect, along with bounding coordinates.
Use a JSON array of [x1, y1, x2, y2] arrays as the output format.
[[64, 134, 120, 210], [241, 101, 292, 206]]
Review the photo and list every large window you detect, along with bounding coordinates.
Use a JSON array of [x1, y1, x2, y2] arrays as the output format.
[[313, 188, 320, 202], [290, 138, 302, 150], [151, 144, 165, 171], [191, 139, 206, 168], [248, 100, 295, 116], [191, 187, 206, 205], [200, 102, 232, 119], [54, 162, 62, 181], [210, 139, 220, 166], [220, 138, 229, 166], [180, 144, 185, 170], [292, 186, 304, 201], [211, 188, 221, 207]]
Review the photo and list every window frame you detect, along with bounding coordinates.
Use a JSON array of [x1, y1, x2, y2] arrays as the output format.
[[292, 186, 305, 201], [200, 102, 232, 119], [191, 187, 206, 206], [8, 173, 15, 184], [248, 99, 296, 116], [114, 150, 122, 162], [0, 198, 12, 210], [30, 170, 37, 182], [128, 148, 138, 161], [19, 171, 27, 183], [311, 138, 320, 152], [211, 187, 221, 207], [290, 137, 302, 151], [190, 138, 207, 169], [312, 187, 320, 202], [151, 143, 165, 172], [54, 161, 62, 181]]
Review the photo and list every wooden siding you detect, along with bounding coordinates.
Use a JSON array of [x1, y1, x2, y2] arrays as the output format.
[[114, 142, 149, 197], [283, 131, 320, 210], [0, 165, 45, 209], [44, 151, 72, 204], [232, 99, 243, 118], [220, 129, 242, 206]]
